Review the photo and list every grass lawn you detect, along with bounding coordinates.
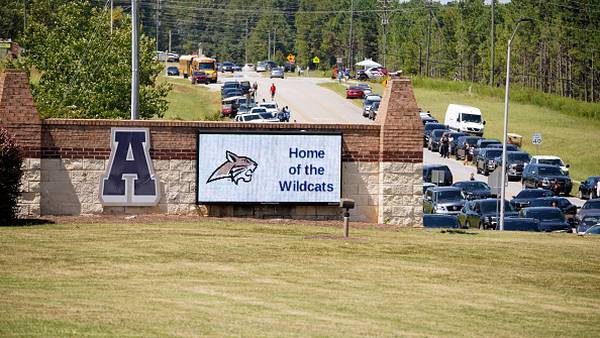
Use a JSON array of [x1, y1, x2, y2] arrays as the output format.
[[319, 81, 600, 184], [158, 75, 222, 121], [1, 220, 599, 336]]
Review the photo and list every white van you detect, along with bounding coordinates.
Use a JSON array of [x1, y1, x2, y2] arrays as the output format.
[[444, 104, 485, 136]]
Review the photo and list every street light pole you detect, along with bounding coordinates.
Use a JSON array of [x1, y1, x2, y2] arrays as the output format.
[[499, 18, 532, 231], [131, 0, 139, 120]]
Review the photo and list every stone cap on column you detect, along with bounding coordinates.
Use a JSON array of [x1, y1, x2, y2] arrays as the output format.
[[377, 78, 423, 163], [0, 69, 42, 156]]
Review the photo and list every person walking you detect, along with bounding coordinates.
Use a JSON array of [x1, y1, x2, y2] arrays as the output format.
[[270, 83, 276, 100], [463, 143, 470, 165], [440, 135, 449, 158]]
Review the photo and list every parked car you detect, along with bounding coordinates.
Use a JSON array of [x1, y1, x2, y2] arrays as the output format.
[[486, 143, 520, 152], [452, 180, 493, 200], [222, 89, 243, 99], [362, 95, 381, 117], [232, 65, 242, 72], [529, 197, 578, 223], [423, 214, 460, 229], [346, 86, 365, 99], [423, 182, 436, 195], [519, 207, 572, 233], [237, 103, 257, 114], [423, 164, 453, 186], [471, 139, 501, 163], [529, 156, 570, 175], [496, 218, 540, 232], [521, 164, 572, 195], [356, 69, 368, 80], [578, 176, 600, 199], [582, 225, 600, 235], [256, 61, 268, 72], [270, 67, 284, 79], [423, 186, 465, 215], [428, 129, 448, 152], [221, 61, 235, 72], [167, 53, 179, 62], [421, 116, 438, 125], [493, 151, 531, 179], [190, 71, 209, 84], [221, 81, 240, 93], [475, 148, 503, 176], [510, 189, 555, 211], [242, 63, 255, 71], [575, 212, 600, 234], [442, 131, 466, 155], [454, 136, 482, 161], [240, 81, 251, 94], [221, 102, 234, 116], [356, 83, 373, 96], [234, 113, 265, 122], [575, 199, 600, 225], [166, 66, 180, 76], [367, 102, 380, 120], [458, 198, 517, 229], [259, 102, 278, 115], [423, 123, 448, 147], [443, 104, 485, 136]]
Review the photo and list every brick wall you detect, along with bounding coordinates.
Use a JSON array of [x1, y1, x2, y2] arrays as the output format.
[[0, 70, 423, 225]]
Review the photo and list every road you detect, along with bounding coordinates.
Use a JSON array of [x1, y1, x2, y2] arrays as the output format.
[[209, 70, 584, 207], [212, 71, 370, 124]]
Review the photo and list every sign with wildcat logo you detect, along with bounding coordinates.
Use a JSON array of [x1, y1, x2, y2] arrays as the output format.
[[197, 132, 342, 203]]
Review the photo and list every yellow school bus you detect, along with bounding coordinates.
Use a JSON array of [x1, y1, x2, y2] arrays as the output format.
[[192, 56, 218, 83], [178, 54, 195, 78]]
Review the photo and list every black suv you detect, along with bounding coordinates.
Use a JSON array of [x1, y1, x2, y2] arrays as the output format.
[[458, 198, 518, 229], [423, 186, 465, 215], [471, 139, 501, 164], [519, 207, 572, 232], [423, 164, 453, 186], [578, 176, 600, 199], [521, 164, 572, 195], [475, 148, 503, 176], [453, 180, 493, 200], [509, 188, 555, 210], [454, 136, 482, 161], [493, 151, 531, 180], [423, 123, 447, 147]]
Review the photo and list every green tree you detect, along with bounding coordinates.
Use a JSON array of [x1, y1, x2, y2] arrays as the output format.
[[21, 1, 170, 119]]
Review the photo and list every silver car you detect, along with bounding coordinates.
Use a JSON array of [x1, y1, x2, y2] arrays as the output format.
[[270, 67, 284, 79]]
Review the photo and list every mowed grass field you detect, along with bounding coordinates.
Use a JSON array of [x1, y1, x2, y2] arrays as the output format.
[[1, 220, 599, 336], [157, 75, 222, 121], [320, 80, 600, 184]]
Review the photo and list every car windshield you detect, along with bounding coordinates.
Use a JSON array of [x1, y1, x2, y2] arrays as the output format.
[[538, 166, 563, 176], [457, 182, 490, 191], [484, 150, 502, 159], [509, 153, 530, 162], [582, 216, 600, 225], [168, 67, 177, 70], [198, 63, 214, 70], [437, 190, 462, 201], [480, 141, 500, 148], [423, 216, 459, 228], [261, 103, 277, 109], [349, 87, 362, 91], [259, 112, 274, 119], [461, 113, 482, 123], [538, 158, 563, 166], [530, 199, 568, 208], [372, 102, 380, 109], [251, 108, 267, 113], [425, 124, 446, 131], [516, 190, 549, 198], [527, 209, 564, 222], [583, 200, 600, 209], [480, 200, 513, 213], [358, 84, 371, 89], [465, 138, 480, 145], [587, 226, 600, 234]]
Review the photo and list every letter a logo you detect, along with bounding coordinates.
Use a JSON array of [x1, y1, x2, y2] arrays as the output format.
[[99, 128, 160, 206]]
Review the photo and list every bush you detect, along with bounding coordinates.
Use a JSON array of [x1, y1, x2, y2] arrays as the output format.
[[0, 127, 24, 224]]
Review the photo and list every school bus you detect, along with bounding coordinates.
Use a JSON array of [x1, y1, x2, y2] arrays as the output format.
[[178, 54, 195, 78], [192, 56, 217, 83]]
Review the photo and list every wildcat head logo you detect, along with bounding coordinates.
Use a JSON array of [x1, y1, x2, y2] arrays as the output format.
[[207, 151, 258, 185]]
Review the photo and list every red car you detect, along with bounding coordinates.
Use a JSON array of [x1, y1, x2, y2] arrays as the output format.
[[191, 71, 209, 85], [346, 86, 365, 99]]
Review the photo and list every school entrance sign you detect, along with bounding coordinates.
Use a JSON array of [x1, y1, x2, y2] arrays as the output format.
[[197, 132, 342, 204]]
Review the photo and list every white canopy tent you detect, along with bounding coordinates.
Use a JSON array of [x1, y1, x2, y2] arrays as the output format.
[[355, 58, 382, 69]]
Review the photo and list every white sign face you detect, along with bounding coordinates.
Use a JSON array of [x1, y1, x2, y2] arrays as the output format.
[[532, 133, 542, 145], [197, 133, 342, 203]]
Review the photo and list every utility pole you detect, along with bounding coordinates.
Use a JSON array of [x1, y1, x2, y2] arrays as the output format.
[[23, 0, 27, 33], [110, 0, 113, 34], [155, 0, 160, 51], [273, 28, 277, 60], [168, 30, 172, 54], [425, 0, 432, 77], [131, 0, 139, 120], [268, 30, 271, 60], [245, 17, 249, 65], [490, 0, 496, 86], [379, 0, 390, 68], [347, 0, 354, 69]]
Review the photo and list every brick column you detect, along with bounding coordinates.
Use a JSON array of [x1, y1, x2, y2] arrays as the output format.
[[376, 78, 424, 226], [0, 70, 42, 216]]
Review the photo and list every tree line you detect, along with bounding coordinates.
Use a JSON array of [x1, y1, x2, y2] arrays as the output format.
[[2, 0, 599, 104]]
